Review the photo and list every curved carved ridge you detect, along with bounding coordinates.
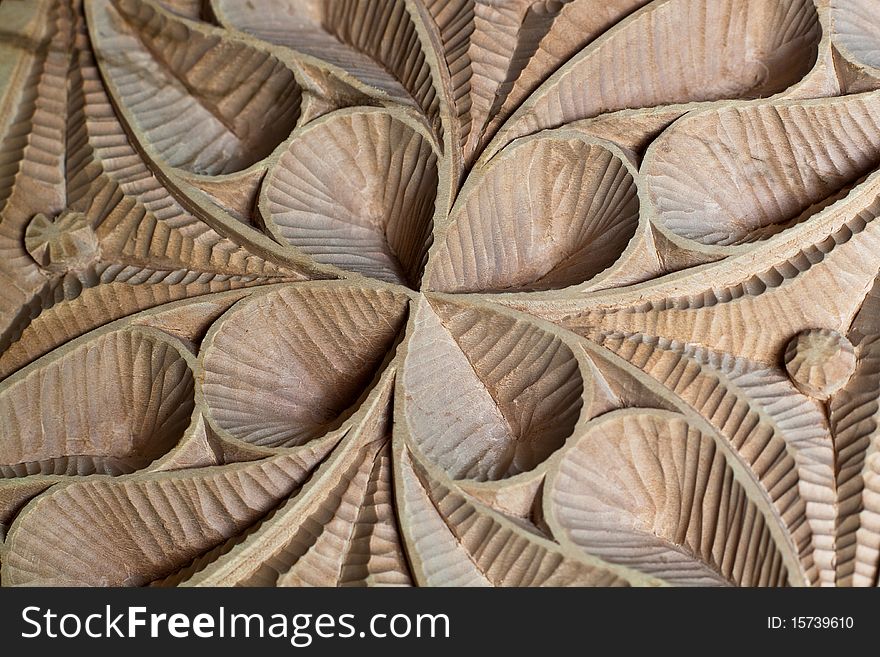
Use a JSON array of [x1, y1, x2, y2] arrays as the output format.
[[393, 442, 648, 587], [0, 276, 281, 381], [420, 0, 653, 166], [401, 296, 586, 482], [588, 333, 830, 584], [1, 435, 339, 585], [829, 275, 880, 586], [0, 0, 73, 353], [831, 0, 880, 81], [201, 283, 408, 448], [210, 0, 440, 136], [501, 178, 880, 365], [181, 371, 412, 586]]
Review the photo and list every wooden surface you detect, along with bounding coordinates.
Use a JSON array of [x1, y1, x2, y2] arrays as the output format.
[[0, 0, 879, 587]]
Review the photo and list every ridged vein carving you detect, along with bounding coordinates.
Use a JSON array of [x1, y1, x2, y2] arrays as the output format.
[[2, 0, 880, 588]]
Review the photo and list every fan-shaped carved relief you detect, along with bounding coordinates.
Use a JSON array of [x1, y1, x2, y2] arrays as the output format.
[[2, 0, 880, 588]]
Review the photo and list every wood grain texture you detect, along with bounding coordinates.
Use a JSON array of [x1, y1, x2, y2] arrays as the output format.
[[1, 0, 879, 588], [401, 297, 584, 481]]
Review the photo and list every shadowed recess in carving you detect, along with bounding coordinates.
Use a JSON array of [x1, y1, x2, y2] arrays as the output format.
[[546, 410, 790, 586], [643, 93, 880, 245], [0, 329, 194, 477], [424, 135, 638, 292], [403, 298, 584, 481], [87, 0, 302, 174], [261, 109, 438, 287], [201, 285, 407, 448], [1, 442, 336, 585], [491, 0, 821, 155]]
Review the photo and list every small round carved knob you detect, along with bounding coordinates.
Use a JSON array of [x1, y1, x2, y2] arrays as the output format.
[[25, 211, 100, 274], [784, 329, 856, 400]]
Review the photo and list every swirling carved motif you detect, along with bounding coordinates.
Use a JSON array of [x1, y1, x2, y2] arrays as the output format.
[[1, 0, 879, 587]]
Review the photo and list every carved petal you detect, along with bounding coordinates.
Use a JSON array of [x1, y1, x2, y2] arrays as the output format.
[[87, 0, 301, 174], [0, 0, 71, 349], [425, 134, 638, 292], [1, 440, 336, 586], [261, 109, 437, 286], [546, 410, 790, 586], [830, 276, 880, 586], [201, 284, 407, 448], [402, 298, 585, 481], [490, 0, 820, 155], [643, 93, 880, 246], [0, 329, 194, 477], [420, 0, 651, 164], [592, 334, 828, 584]]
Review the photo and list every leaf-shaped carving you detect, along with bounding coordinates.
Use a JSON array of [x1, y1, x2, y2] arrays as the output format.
[[643, 93, 880, 246], [546, 409, 790, 586], [86, 0, 302, 174], [0, 328, 194, 477], [489, 0, 821, 157], [0, 274, 287, 380], [1, 437, 339, 585], [182, 374, 412, 586], [67, 32, 301, 275], [0, 479, 55, 541], [210, 0, 439, 132], [424, 133, 638, 292], [394, 446, 642, 586], [202, 284, 407, 448], [402, 297, 585, 481], [591, 333, 829, 584], [260, 108, 438, 287]]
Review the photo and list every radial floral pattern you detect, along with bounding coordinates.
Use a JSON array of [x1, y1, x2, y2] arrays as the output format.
[[1, 0, 880, 587]]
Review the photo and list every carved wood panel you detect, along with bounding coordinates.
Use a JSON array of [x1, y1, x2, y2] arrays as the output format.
[[1, 0, 879, 587]]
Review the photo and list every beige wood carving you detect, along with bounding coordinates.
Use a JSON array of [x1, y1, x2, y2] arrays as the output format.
[[1, 0, 880, 587]]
